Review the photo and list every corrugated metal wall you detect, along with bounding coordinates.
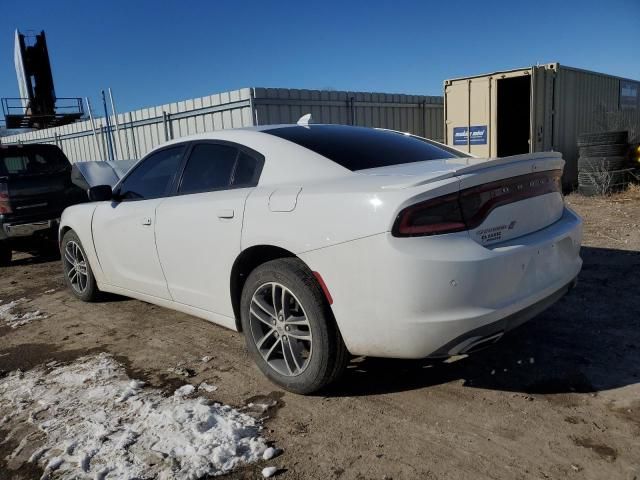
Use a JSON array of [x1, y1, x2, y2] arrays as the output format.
[[555, 65, 640, 182], [252, 88, 444, 141], [1, 88, 254, 163], [1, 88, 444, 163]]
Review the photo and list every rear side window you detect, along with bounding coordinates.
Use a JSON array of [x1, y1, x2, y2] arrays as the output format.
[[265, 125, 461, 171], [178, 143, 263, 195], [179, 144, 238, 194], [118, 146, 185, 200], [0, 145, 69, 176], [232, 151, 261, 186]]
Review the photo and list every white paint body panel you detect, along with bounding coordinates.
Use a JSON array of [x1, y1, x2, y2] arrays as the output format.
[[60, 127, 583, 358], [92, 199, 172, 299], [300, 207, 582, 357], [155, 188, 251, 317]]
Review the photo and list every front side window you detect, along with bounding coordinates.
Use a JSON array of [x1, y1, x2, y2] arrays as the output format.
[[118, 146, 185, 200]]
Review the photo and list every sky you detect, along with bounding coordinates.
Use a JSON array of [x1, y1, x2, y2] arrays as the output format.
[[1, 0, 639, 115]]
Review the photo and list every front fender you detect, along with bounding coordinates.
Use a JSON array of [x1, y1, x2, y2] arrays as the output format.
[[59, 203, 106, 285]]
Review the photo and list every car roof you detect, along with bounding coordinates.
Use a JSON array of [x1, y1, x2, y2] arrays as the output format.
[[136, 125, 353, 186]]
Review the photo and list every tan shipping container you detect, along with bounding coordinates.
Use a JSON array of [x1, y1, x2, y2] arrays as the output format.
[[444, 63, 640, 186]]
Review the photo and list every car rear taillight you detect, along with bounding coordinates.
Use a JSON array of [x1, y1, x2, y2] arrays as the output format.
[[392, 170, 562, 237], [393, 192, 466, 236], [0, 180, 11, 215]]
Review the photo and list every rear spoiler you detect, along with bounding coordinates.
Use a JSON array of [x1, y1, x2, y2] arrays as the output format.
[[382, 152, 564, 190]]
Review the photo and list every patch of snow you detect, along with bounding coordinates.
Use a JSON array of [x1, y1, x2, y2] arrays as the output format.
[[262, 446, 282, 460], [173, 384, 195, 397], [246, 400, 277, 413], [262, 466, 278, 478], [201, 355, 213, 363], [0, 298, 48, 328], [0, 353, 269, 479], [199, 382, 218, 393], [44, 289, 56, 294]]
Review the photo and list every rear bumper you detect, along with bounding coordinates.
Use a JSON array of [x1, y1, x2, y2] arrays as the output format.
[[0, 218, 59, 241], [300, 207, 583, 358], [428, 277, 576, 357]]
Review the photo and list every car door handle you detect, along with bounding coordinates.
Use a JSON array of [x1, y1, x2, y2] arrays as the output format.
[[217, 209, 235, 219], [141, 216, 152, 226]]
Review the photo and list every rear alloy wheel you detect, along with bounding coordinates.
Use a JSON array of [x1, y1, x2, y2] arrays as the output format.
[[240, 258, 349, 394], [61, 230, 100, 302], [0, 242, 12, 267], [249, 282, 313, 376]]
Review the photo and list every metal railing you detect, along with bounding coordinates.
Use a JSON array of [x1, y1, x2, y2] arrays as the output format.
[[1, 97, 84, 117]]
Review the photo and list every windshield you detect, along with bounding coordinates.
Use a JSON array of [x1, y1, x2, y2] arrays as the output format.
[[0, 145, 69, 176], [264, 124, 465, 171]]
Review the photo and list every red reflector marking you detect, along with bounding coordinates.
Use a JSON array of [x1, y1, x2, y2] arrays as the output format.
[[312, 271, 333, 305]]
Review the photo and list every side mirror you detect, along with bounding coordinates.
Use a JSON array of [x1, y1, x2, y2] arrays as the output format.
[[88, 185, 113, 202]]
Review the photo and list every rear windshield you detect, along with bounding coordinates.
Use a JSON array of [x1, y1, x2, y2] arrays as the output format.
[[264, 125, 464, 171], [0, 145, 69, 176]]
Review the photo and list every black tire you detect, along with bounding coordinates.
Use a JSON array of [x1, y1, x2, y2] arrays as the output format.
[[578, 144, 628, 157], [61, 230, 101, 302], [240, 258, 349, 394], [578, 171, 627, 186], [577, 156, 626, 173], [0, 242, 12, 267], [577, 131, 628, 147]]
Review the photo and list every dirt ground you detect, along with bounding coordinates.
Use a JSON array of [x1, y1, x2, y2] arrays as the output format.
[[1, 187, 639, 480]]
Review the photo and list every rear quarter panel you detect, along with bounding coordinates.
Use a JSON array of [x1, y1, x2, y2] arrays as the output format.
[[241, 177, 461, 254]]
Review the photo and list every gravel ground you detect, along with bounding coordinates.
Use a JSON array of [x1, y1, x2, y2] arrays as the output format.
[[1, 188, 639, 480]]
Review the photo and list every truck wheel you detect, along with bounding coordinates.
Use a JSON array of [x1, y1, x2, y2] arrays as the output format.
[[61, 230, 101, 302], [240, 258, 349, 394], [0, 242, 12, 267]]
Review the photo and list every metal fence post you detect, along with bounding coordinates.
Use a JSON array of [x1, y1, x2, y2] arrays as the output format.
[[163, 111, 175, 141], [101, 90, 116, 161]]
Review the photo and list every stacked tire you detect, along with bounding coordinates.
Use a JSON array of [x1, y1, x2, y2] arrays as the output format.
[[577, 131, 629, 196]]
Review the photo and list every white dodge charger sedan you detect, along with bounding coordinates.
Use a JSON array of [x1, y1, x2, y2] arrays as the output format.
[[60, 123, 583, 393]]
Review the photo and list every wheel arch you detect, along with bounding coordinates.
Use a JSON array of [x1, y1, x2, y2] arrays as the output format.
[[231, 244, 304, 331], [59, 225, 73, 246], [58, 204, 104, 283]]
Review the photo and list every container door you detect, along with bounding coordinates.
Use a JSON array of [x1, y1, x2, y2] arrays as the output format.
[[495, 72, 532, 157], [445, 78, 491, 157], [530, 65, 555, 153]]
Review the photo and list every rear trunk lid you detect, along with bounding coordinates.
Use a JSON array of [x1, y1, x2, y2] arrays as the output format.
[[358, 152, 565, 245]]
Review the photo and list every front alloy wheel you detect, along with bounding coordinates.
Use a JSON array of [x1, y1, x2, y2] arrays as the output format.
[[63, 240, 89, 294], [61, 230, 100, 302]]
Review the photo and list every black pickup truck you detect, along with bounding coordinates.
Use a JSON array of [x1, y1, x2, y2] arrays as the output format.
[[0, 144, 86, 266]]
